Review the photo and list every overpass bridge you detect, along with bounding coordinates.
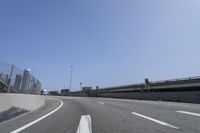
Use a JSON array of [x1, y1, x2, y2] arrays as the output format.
[[69, 76, 200, 103], [93, 76, 200, 94]]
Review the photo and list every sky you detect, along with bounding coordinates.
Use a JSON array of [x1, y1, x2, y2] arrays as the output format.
[[1, 0, 200, 91]]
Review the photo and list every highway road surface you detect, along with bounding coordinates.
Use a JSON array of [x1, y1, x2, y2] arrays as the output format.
[[0, 96, 200, 133]]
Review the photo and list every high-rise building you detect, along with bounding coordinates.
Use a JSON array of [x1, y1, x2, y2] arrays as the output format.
[[29, 76, 35, 94], [21, 69, 31, 93], [14, 74, 22, 91], [36, 80, 42, 95]]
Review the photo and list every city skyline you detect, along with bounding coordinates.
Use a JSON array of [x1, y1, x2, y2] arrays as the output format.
[[0, 63, 41, 94]]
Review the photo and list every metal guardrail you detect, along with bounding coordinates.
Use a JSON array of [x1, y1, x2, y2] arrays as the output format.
[[151, 76, 200, 84]]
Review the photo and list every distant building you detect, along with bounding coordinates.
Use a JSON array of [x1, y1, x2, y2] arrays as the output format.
[[96, 86, 99, 90], [48, 91, 59, 95], [82, 87, 92, 93], [36, 80, 42, 94], [21, 69, 31, 93], [29, 76, 37, 94], [14, 74, 22, 91], [61, 89, 69, 94]]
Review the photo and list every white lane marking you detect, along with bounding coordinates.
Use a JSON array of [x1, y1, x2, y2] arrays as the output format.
[[176, 111, 200, 117], [131, 112, 179, 129], [10, 99, 63, 133], [98, 102, 104, 105], [76, 115, 92, 133]]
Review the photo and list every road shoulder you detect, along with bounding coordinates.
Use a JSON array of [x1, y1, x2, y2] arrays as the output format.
[[0, 97, 61, 133]]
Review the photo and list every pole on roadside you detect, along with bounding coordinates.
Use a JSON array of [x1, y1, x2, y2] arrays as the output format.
[[80, 82, 82, 91], [145, 78, 150, 93], [69, 65, 73, 92], [8, 65, 14, 93]]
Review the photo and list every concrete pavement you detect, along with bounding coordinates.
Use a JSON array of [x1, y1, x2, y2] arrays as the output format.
[[0, 96, 200, 133]]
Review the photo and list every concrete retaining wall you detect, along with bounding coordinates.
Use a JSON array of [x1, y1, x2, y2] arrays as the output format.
[[98, 91, 200, 103], [0, 93, 45, 112]]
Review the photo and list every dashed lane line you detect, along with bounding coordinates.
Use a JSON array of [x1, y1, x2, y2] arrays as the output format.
[[131, 112, 179, 130], [98, 102, 105, 105], [176, 111, 200, 117], [76, 115, 92, 133]]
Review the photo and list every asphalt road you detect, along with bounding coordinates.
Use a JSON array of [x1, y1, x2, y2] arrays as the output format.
[[0, 96, 200, 133]]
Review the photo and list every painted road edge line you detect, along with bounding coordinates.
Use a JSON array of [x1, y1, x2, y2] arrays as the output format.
[[131, 112, 179, 129], [176, 111, 200, 117], [98, 102, 104, 105], [10, 99, 64, 133], [76, 115, 92, 133]]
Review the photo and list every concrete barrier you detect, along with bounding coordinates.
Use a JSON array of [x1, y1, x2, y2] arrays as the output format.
[[98, 91, 200, 103], [0, 93, 45, 112]]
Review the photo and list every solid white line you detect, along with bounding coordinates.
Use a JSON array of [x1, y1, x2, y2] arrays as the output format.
[[131, 112, 179, 129], [176, 111, 200, 117], [76, 115, 92, 133], [10, 99, 64, 133], [98, 102, 104, 105]]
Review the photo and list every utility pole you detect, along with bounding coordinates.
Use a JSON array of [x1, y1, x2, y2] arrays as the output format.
[[8, 65, 14, 93], [69, 65, 73, 91], [80, 82, 82, 91], [145, 78, 150, 92]]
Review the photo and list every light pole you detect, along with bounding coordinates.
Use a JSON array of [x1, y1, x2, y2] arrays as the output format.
[[145, 78, 150, 93], [80, 82, 82, 91], [69, 65, 73, 91], [8, 65, 14, 93]]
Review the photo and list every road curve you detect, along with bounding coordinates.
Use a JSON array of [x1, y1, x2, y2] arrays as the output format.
[[0, 96, 200, 133]]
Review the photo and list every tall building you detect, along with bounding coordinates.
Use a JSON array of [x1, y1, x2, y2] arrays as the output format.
[[36, 80, 42, 95], [14, 74, 22, 91], [30, 76, 42, 94], [21, 69, 31, 93], [29, 76, 35, 94]]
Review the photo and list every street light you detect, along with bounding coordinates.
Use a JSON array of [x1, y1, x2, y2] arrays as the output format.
[[69, 65, 73, 91], [80, 82, 82, 91], [145, 78, 150, 93], [8, 65, 14, 93]]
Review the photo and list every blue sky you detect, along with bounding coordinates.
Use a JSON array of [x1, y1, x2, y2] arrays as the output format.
[[1, 0, 200, 91]]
